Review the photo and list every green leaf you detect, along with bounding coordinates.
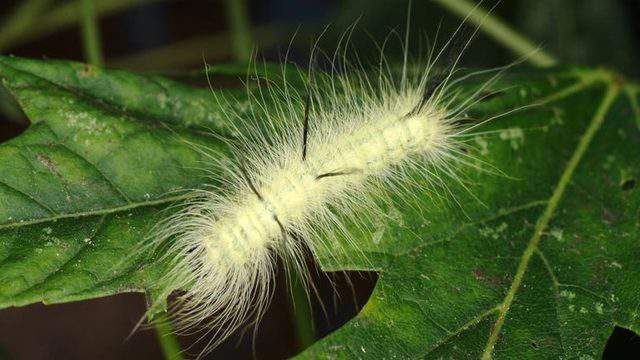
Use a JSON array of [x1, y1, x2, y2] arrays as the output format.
[[299, 70, 640, 359], [0, 55, 241, 307], [0, 56, 638, 359]]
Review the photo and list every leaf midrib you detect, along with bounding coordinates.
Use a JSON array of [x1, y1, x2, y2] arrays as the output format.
[[0, 193, 191, 230], [0, 60, 207, 230], [480, 81, 622, 359]]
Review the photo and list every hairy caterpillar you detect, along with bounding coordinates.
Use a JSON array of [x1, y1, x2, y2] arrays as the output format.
[[140, 18, 504, 354]]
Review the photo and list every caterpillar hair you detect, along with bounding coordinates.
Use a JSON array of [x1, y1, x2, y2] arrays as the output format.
[[138, 11, 510, 355]]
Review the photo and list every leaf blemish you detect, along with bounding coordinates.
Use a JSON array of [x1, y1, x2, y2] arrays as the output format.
[[518, 88, 528, 98], [595, 302, 604, 314], [499, 127, 524, 150], [36, 153, 58, 175], [560, 289, 576, 300], [602, 208, 618, 225], [79, 64, 95, 78], [474, 136, 489, 155], [472, 269, 486, 281], [551, 107, 565, 125], [609, 261, 623, 269], [157, 93, 169, 109]]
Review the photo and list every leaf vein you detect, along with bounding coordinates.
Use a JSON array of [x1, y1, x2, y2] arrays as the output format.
[[0, 193, 191, 230], [481, 84, 621, 359], [12, 215, 107, 300], [0, 179, 57, 215], [536, 249, 568, 356], [55, 140, 132, 203]]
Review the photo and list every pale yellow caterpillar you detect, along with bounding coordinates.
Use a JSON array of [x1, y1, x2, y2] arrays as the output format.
[[140, 19, 504, 354]]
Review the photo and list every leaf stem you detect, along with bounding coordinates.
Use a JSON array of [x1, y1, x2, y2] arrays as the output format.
[[290, 276, 316, 349], [153, 312, 184, 360], [432, 0, 559, 68], [79, 0, 104, 67], [224, 0, 252, 61]]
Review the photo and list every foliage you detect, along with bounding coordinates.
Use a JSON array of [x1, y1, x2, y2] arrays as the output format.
[[0, 56, 638, 358]]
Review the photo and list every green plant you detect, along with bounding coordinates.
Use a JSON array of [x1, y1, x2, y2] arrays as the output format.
[[0, 0, 638, 358]]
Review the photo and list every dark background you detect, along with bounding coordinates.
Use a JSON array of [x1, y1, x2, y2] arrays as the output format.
[[0, 0, 639, 359]]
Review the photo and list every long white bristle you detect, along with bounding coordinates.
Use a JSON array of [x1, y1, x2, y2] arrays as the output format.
[[140, 26, 501, 354]]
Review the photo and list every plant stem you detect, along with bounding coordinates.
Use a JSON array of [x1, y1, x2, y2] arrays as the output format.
[[109, 25, 283, 71], [0, 0, 166, 53], [153, 312, 184, 360], [224, 0, 252, 61], [79, 0, 104, 66], [290, 276, 316, 349], [432, 0, 559, 68], [624, 85, 640, 131], [0, 0, 54, 51]]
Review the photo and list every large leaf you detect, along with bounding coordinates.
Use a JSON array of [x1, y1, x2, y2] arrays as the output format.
[[0, 56, 638, 359], [0, 56, 240, 307], [300, 71, 640, 358]]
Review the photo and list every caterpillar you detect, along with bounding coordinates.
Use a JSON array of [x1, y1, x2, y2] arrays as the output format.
[[140, 18, 504, 354]]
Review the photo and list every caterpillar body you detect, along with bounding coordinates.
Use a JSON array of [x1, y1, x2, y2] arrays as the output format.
[[144, 25, 499, 353]]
